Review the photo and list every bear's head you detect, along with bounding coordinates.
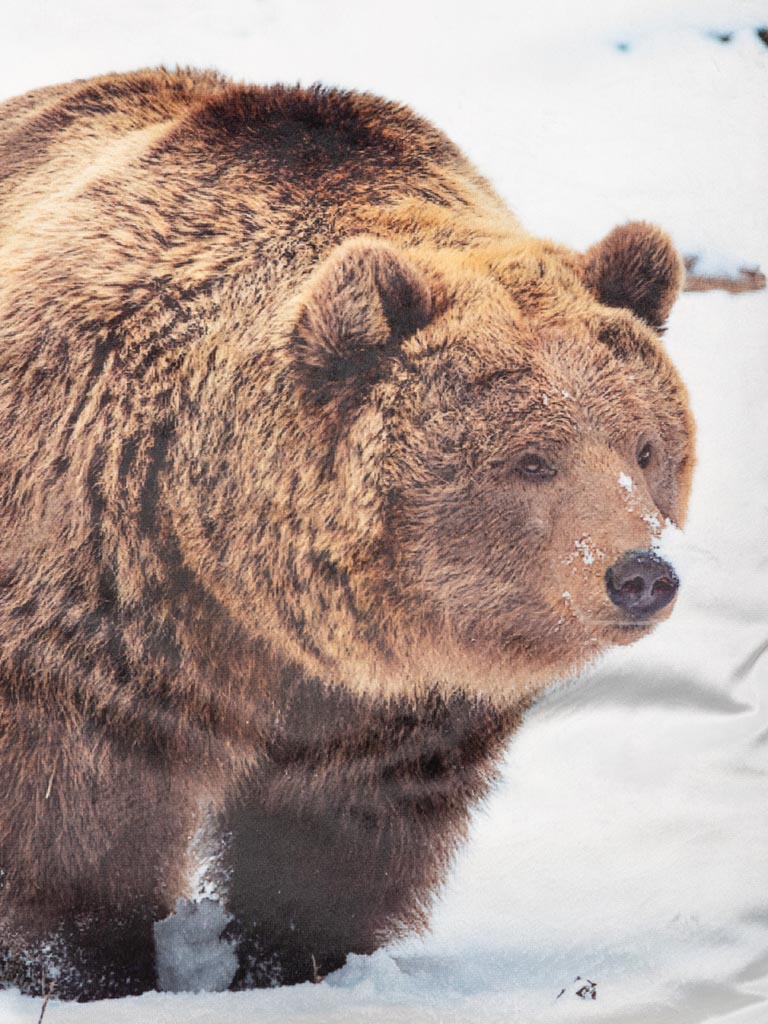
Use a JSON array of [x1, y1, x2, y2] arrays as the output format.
[[178, 224, 694, 704]]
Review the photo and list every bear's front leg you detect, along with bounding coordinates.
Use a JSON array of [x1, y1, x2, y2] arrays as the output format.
[[220, 684, 524, 987], [0, 712, 198, 999], [0, 900, 159, 1000]]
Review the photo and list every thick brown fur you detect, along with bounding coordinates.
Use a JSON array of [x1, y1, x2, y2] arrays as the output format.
[[0, 69, 695, 998]]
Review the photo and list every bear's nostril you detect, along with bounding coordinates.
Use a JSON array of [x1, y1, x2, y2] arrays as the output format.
[[605, 550, 679, 618], [619, 576, 644, 599], [652, 577, 675, 597]]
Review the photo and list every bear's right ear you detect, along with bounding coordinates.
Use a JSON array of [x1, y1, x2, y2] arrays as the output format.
[[583, 222, 684, 331], [290, 238, 434, 406]]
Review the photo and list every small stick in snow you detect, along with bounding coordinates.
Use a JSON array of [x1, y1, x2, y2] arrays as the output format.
[[575, 977, 598, 1000], [683, 257, 766, 294], [556, 975, 598, 1001], [310, 954, 324, 984], [37, 970, 55, 1024], [38, 993, 50, 1024]]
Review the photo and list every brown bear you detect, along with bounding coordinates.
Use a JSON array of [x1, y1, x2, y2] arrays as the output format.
[[0, 68, 695, 1000]]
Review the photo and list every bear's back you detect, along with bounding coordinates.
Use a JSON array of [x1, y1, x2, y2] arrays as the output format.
[[0, 69, 507, 228]]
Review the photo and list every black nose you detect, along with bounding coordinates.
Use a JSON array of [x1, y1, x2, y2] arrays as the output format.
[[605, 550, 679, 618]]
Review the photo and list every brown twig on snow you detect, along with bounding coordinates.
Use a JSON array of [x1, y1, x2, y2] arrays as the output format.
[[37, 968, 55, 1024], [310, 954, 324, 984], [683, 256, 766, 294], [37, 993, 51, 1024]]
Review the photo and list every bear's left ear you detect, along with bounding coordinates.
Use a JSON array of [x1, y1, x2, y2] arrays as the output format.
[[583, 222, 684, 330], [290, 237, 434, 406]]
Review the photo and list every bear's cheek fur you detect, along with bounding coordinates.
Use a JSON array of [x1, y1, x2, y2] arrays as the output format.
[[389, 439, 679, 676], [386, 482, 565, 680]]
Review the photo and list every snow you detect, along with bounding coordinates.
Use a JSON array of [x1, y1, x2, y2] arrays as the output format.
[[618, 473, 634, 494], [567, 538, 606, 568], [187, 804, 226, 904], [1, 2, 767, 1022], [686, 251, 761, 280], [154, 900, 238, 994], [574, 538, 598, 566]]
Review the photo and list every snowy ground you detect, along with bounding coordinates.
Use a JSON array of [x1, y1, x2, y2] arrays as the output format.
[[1, 1, 767, 1022]]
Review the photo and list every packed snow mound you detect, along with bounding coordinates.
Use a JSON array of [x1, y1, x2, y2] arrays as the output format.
[[153, 899, 237, 994]]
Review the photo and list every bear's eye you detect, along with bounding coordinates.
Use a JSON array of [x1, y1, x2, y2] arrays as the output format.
[[637, 442, 653, 469], [516, 454, 557, 480]]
